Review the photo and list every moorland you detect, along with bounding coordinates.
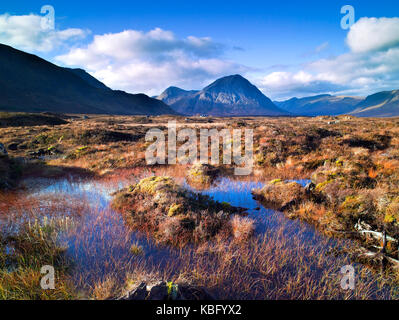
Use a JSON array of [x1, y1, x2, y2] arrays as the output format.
[[1, 112, 399, 299]]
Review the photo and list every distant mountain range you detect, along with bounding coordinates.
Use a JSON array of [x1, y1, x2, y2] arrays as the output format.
[[0, 44, 176, 115], [349, 90, 399, 117], [273, 94, 364, 116], [157, 75, 287, 116], [158, 75, 399, 117], [1, 43, 399, 118], [274, 91, 399, 117]]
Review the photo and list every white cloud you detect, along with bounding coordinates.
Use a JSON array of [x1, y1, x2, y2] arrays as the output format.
[[0, 13, 87, 52], [347, 17, 399, 53], [258, 17, 399, 100], [3, 12, 398, 101], [56, 28, 247, 95]]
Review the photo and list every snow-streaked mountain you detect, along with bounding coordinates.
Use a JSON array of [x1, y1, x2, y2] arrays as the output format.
[[157, 75, 287, 116]]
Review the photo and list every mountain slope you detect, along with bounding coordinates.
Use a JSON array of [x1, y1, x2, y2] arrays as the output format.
[[349, 90, 399, 117], [65, 68, 111, 91], [157, 75, 287, 116], [157, 86, 199, 106], [274, 94, 364, 116], [0, 43, 176, 115]]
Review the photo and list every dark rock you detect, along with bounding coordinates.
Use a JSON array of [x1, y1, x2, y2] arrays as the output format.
[[0, 143, 7, 156], [27, 147, 61, 158], [8, 143, 19, 151], [119, 281, 214, 301], [148, 281, 168, 300], [121, 282, 148, 300], [304, 182, 315, 193], [178, 286, 214, 300]]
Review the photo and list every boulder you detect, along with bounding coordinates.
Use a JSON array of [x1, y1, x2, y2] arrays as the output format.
[[147, 281, 169, 300], [121, 282, 147, 300]]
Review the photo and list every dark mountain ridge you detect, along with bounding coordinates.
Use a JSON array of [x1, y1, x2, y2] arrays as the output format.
[[0, 43, 176, 115]]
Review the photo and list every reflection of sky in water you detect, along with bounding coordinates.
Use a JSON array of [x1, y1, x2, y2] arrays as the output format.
[[25, 176, 340, 287], [190, 178, 327, 245]]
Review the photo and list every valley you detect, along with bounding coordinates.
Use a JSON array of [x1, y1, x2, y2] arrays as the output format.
[[1, 114, 399, 299]]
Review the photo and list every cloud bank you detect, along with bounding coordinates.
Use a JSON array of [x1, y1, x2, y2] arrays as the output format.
[[0, 13, 87, 52], [1, 12, 399, 100], [56, 28, 248, 96], [259, 17, 399, 100]]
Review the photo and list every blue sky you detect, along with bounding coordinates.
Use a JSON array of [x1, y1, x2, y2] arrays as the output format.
[[1, 0, 399, 99]]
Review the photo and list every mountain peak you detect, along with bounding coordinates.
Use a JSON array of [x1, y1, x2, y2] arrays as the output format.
[[158, 74, 287, 116], [205, 74, 253, 91]]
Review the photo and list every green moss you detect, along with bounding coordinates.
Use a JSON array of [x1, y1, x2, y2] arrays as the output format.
[[384, 197, 399, 224], [134, 176, 176, 195], [315, 179, 334, 192], [384, 213, 396, 224], [255, 153, 266, 165], [166, 281, 178, 300], [168, 204, 183, 217], [335, 160, 344, 167], [339, 195, 366, 215], [187, 163, 217, 186], [76, 146, 88, 152]]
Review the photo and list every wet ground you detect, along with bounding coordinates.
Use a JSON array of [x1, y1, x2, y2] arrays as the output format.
[[1, 175, 396, 298]]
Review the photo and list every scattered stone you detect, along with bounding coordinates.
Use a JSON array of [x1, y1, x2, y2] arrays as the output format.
[[120, 282, 147, 300], [148, 281, 169, 300], [119, 281, 214, 301], [27, 147, 61, 158]]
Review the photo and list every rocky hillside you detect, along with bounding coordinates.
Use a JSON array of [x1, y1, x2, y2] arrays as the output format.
[[157, 75, 287, 116]]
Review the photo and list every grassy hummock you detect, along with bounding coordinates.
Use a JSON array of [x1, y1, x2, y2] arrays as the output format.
[[252, 179, 308, 211], [112, 176, 249, 245], [186, 163, 219, 188]]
